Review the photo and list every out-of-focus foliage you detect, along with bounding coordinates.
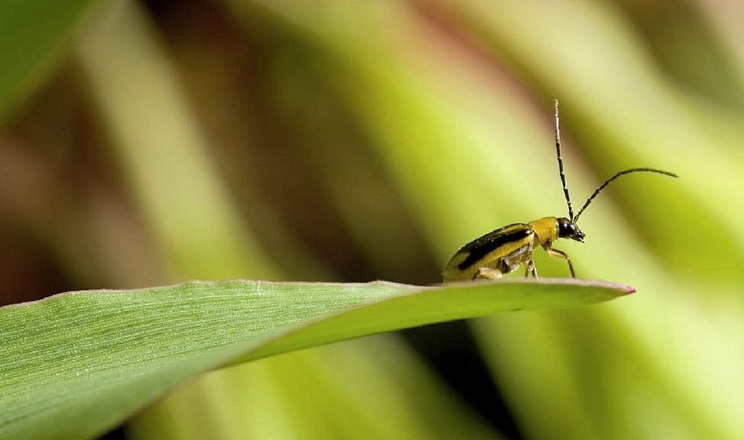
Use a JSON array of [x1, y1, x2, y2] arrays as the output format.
[[0, 0, 96, 123], [1, 0, 743, 439]]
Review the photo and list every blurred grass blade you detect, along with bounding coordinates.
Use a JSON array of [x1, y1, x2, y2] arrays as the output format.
[[0, 0, 97, 123], [75, 0, 279, 281], [0, 278, 630, 440]]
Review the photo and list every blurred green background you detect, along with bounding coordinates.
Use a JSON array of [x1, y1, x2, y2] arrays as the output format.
[[2, 0, 744, 439]]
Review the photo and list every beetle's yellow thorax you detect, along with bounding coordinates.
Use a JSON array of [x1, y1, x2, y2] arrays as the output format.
[[528, 217, 559, 246]]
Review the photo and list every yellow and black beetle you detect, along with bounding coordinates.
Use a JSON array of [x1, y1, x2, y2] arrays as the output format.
[[442, 100, 677, 282]]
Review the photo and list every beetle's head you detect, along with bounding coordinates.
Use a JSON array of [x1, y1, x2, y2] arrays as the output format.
[[557, 217, 585, 243]]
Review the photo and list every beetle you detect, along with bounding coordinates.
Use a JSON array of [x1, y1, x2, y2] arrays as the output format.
[[442, 99, 677, 282]]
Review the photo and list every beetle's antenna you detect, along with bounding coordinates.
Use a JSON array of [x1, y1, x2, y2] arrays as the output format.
[[554, 99, 574, 219], [573, 168, 678, 222]]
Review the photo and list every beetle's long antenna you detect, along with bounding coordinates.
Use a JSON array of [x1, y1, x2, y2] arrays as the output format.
[[573, 168, 678, 222], [554, 99, 574, 219]]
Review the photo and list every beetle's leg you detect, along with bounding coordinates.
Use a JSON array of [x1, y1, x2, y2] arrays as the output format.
[[474, 267, 503, 280], [546, 248, 575, 278], [519, 245, 537, 278]]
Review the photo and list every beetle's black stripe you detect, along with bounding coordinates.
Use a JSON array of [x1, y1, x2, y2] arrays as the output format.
[[457, 226, 533, 270]]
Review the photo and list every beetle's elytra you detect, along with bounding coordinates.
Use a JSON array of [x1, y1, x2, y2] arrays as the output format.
[[442, 100, 677, 282]]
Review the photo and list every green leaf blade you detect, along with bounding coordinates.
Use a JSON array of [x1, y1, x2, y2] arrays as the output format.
[[0, 279, 630, 440]]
